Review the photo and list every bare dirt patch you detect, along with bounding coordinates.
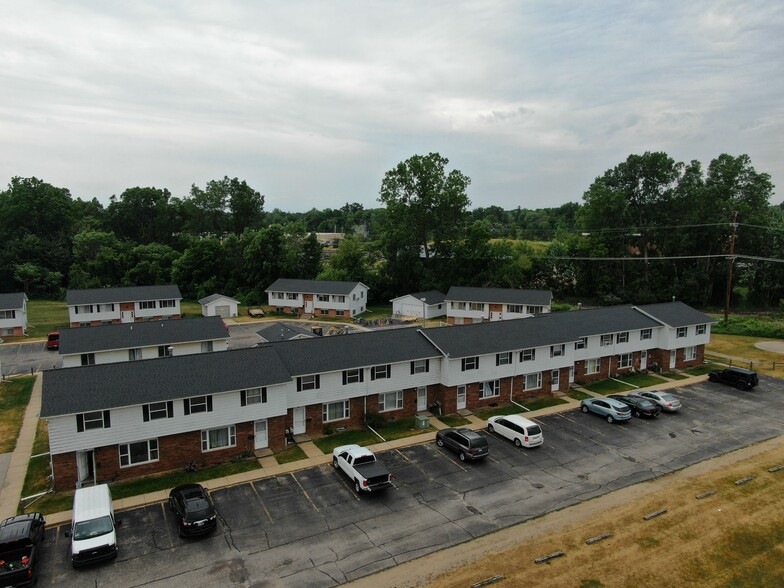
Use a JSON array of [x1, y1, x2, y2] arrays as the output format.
[[346, 437, 784, 588]]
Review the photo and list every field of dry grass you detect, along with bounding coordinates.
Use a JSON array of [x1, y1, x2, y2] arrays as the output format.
[[706, 334, 784, 375]]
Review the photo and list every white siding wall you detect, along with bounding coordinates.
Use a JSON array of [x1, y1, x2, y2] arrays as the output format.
[[657, 323, 711, 350], [68, 308, 121, 324], [0, 308, 26, 331], [135, 300, 181, 319], [60, 339, 228, 368]]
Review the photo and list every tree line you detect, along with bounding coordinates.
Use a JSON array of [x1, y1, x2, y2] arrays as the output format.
[[0, 152, 780, 309]]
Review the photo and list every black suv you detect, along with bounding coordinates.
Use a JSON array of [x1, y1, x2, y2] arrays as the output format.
[[0, 512, 46, 587], [708, 367, 759, 390], [168, 484, 218, 537], [435, 428, 489, 461]]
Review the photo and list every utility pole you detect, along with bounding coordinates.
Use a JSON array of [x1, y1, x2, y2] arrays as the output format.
[[724, 211, 738, 323]]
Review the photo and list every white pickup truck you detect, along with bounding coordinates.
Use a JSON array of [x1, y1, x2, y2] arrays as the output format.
[[332, 444, 393, 493]]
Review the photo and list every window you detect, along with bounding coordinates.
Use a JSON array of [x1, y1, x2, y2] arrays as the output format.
[[241, 387, 267, 405], [616, 332, 629, 343], [158, 345, 173, 358], [76, 410, 110, 432], [640, 328, 652, 340], [75, 304, 93, 314], [507, 304, 523, 314], [696, 324, 706, 335], [78, 322, 91, 328], [452, 301, 466, 310], [600, 334, 613, 346], [469, 302, 484, 311], [201, 426, 236, 452], [323, 400, 350, 422], [336, 310, 345, 316], [317, 294, 329, 302], [352, 293, 357, 301], [139, 300, 156, 310], [371, 365, 390, 380], [80, 353, 95, 366], [378, 391, 403, 412], [100, 320, 112, 326], [575, 337, 587, 350], [143, 401, 173, 421], [286, 293, 298, 300], [480, 380, 500, 398], [524, 373, 542, 391], [201, 341, 214, 353], [343, 368, 364, 384], [159, 299, 175, 308], [528, 306, 544, 315], [411, 359, 430, 374], [119, 439, 159, 467], [128, 348, 142, 361], [685, 346, 697, 361], [550, 344, 565, 358], [521, 348, 535, 362], [618, 353, 632, 368], [496, 352, 512, 366], [184, 395, 212, 415], [586, 358, 601, 375], [97, 303, 114, 312], [461, 356, 479, 371], [334, 295, 346, 303], [297, 375, 320, 391], [676, 327, 688, 338], [0, 310, 15, 319]]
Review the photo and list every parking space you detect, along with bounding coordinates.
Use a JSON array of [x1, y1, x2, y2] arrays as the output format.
[[0, 341, 58, 376], [36, 377, 784, 586]]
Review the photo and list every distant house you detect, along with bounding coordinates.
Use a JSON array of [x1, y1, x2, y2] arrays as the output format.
[[265, 279, 368, 318], [257, 322, 319, 343], [0, 292, 28, 337], [58, 316, 229, 368], [66, 285, 182, 327], [198, 294, 240, 319], [390, 291, 446, 319], [445, 286, 552, 324]]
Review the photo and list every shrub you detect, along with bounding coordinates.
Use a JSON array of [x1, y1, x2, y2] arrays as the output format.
[[364, 412, 387, 429]]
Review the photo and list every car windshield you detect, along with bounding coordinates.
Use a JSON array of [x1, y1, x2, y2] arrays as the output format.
[[527, 425, 542, 435], [638, 399, 655, 408], [73, 516, 114, 541]]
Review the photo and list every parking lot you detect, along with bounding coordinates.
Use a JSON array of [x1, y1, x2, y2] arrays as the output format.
[[34, 376, 784, 587]]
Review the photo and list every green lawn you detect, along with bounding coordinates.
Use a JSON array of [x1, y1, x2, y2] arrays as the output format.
[[275, 444, 308, 464], [681, 363, 722, 376], [661, 371, 690, 380], [581, 379, 637, 395], [473, 397, 567, 421], [21, 299, 69, 341], [616, 372, 668, 388], [438, 414, 472, 427], [313, 429, 379, 454], [376, 417, 434, 441], [0, 376, 35, 453], [568, 390, 592, 401]]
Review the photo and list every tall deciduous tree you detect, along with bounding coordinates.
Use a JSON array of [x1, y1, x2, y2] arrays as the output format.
[[106, 187, 173, 245]]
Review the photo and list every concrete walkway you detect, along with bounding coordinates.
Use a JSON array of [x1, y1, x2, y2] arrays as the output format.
[[0, 373, 42, 519], [6, 372, 710, 527]]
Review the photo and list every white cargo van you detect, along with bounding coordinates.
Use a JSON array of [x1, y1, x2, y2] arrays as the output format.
[[66, 484, 119, 567]]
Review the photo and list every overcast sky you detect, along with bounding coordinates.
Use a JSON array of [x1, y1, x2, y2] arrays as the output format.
[[1, 1, 782, 211]]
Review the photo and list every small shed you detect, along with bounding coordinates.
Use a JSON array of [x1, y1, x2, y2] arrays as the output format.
[[390, 290, 446, 319], [198, 294, 240, 318]]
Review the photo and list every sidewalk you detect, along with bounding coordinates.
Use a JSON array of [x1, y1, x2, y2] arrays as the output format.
[[13, 373, 710, 527]]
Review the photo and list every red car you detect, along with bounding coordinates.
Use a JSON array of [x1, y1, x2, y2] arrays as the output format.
[[46, 331, 60, 350]]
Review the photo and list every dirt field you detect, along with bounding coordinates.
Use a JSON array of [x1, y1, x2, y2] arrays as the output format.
[[347, 436, 784, 588]]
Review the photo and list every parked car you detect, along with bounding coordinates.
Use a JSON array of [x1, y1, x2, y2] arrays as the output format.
[[332, 445, 393, 493], [580, 398, 632, 423], [435, 428, 489, 461], [708, 367, 759, 390], [632, 391, 682, 412], [66, 484, 119, 568], [168, 484, 218, 537], [46, 331, 59, 350], [608, 394, 661, 419], [0, 512, 45, 587], [487, 414, 543, 447]]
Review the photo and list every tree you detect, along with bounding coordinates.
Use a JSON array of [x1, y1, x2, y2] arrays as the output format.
[[171, 238, 228, 299], [183, 177, 264, 237], [68, 230, 127, 288], [123, 243, 179, 286], [106, 187, 173, 245], [318, 236, 370, 283]]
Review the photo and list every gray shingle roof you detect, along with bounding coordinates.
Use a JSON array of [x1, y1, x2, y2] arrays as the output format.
[[265, 278, 365, 296], [392, 290, 446, 305], [198, 293, 239, 305], [0, 292, 26, 310], [257, 322, 316, 342], [58, 316, 229, 355], [444, 286, 552, 306], [636, 301, 717, 328], [66, 285, 182, 305], [41, 346, 292, 417]]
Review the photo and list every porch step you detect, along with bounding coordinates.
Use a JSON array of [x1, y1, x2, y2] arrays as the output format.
[[254, 448, 273, 458], [293, 434, 311, 444], [457, 409, 473, 417]]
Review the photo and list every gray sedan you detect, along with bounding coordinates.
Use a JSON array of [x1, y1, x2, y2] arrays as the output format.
[[580, 397, 632, 423], [632, 390, 682, 412]]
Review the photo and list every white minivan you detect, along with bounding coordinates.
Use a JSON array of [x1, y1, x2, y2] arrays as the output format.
[[487, 414, 544, 448], [66, 484, 119, 567]]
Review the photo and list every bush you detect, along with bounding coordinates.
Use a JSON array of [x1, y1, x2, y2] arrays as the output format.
[[551, 302, 572, 312], [711, 315, 784, 339], [364, 412, 387, 429]]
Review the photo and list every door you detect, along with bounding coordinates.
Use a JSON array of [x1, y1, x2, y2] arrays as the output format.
[[304, 300, 313, 313], [669, 349, 677, 369], [569, 365, 575, 384], [120, 302, 135, 323], [254, 420, 268, 450], [216, 305, 229, 318], [456, 385, 467, 410], [292, 407, 306, 435], [551, 369, 560, 390], [640, 350, 648, 370], [76, 450, 94, 487], [417, 387, 427, 412]]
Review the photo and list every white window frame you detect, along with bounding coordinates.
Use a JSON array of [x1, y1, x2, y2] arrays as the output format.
[[344, 368, 362, 384], [128, 348, 143, 361], [80, 353, 95, 366], [412, 359, 429, 374], [462, 356, 479, 371], [317, 294, 329, 302], [201, 341, 214, 353], [600, 334, 613, 346], [524, 372, 542, 391], [245, 387, 265, 405], [616, 332, 629, 343], [119, 439, 159, 467], [618, 353, 632, 369], [372, 365, 390, 379], [159, 299, 176, 308], [139, 300, 156, 310], [188, 395, 209, 414], [480, 380, 500, 398], [469, 302, 484, 311], [97, 303, 114, 312], [497, 352, 511, 366], [676, 327, 688, 338], [521, 348, 535, 362], [640, 328, 652, 340], [586, 358, 601, 375], [550, 344, 565, 358], [76, 304, 93, 314], [685, 346, 697, 361], [299, 375, 319, 391], [158, 345, 173, 358], [575, 337, 587, 350], [696, 324, 706, 335], [82, 411, 108, 430], [323, 400, 350, 422], [201, 426, 236, 452], [378, 391, 403, 412], [507, 304, 524, 314], [0, 310, 15, 319], [147, 402, 169, 420]]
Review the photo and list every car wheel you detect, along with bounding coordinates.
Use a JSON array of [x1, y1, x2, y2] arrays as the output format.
[[354, 479, 361, 493], [459, 451, 466, 462], [332, 456, 339, 469], [487, 424, 494, 433], [709, 374, 718, 382], [736, 381, 747, 391], [514, 438, 522, 448], [634, 410, 641, 418], [581, 405, 589, 413], [607, 415, 614, 423], [436, 437, 444, 447]]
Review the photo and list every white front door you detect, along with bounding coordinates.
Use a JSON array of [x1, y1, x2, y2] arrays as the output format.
[[254, 420, 268, 450], [417, 387, 427, 411], [456, 385, 467, 410], [640, 350, 648, 370], [305, 301, 313, 313], [292, 407, 306, 435], [669, 349, 677, 369], [76, 450, 94, 487], [551, 369, 560, 390], [569, 366, 575, 384], [121, 311, 134, 323]]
